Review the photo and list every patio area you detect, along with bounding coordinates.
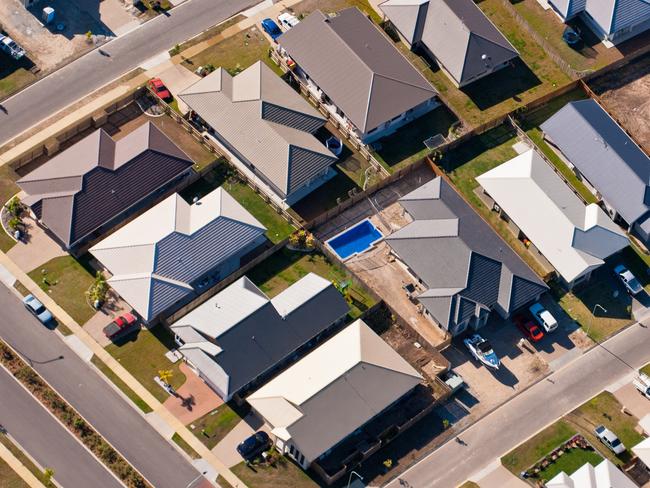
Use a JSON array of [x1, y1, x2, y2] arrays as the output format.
[[163, 362, 224, 425]]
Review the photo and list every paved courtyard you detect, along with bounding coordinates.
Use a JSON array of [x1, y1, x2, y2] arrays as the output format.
[[164, 362, 224, 425]]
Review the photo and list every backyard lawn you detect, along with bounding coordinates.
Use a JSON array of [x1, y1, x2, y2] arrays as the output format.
[[188, 403, 245, 449], [179, 163, 295, 243], [28, 255, 97, 325], [372, 105, 458, 172], [231, 458, 319, 488], [247, 248, 377, 319], [182, 27, 283, 77], [105, 327, 186, 403]]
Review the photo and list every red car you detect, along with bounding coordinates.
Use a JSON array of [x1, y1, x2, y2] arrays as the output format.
[[514, 315, 544, 342], [103, 313, 138, 339], [148, 78, 172, 101]]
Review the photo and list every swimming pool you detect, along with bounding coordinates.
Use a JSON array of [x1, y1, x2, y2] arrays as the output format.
[[326, 219, 383, 260]]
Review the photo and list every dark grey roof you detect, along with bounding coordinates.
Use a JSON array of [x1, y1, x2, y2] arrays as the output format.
[[172, 275, 350, 399], [278, 8, 437, 134], [541, 99, 650, 226], [18, 123, 194, 248], [380, 0, 518, 85], [385, 177, 547, 328]]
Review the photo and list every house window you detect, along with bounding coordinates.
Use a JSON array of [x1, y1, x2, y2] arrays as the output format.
[[289, 445, 295, 456], [299, 454, 305, 465]]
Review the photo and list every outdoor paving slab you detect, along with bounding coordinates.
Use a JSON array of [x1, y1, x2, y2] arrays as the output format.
[[145, 411, 176, 440], [612, 382, 650, 424], [472, 463, 529, 488], [7, 217, 67, 273], [0, 263, 16, 288], [164, 362, 224, 425], [64, 334, 94, 362], [212, 413, 267, 468]]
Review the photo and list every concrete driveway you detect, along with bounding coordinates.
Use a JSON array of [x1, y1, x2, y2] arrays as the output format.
[[212, 412, 269, 468], [164, 362, 224, 425], [6, 215, 67, 273], [84, 290, 133, 347], [151, 63, 201, 114]]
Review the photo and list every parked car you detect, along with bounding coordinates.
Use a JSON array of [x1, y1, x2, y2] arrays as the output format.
[[442, 370, 465, 395], [529, 303, 558, 332], [633, 374, 650, 399], [594, 425, 625, 454], [147, 78, 172, 102], [277, 12, 300, 30], [22, 294, 53, 325], [103, 313, 138, 340], [236, 431, 271, 461], [0, 35, 25, 60], [614, 265, 643, 295], [514, 315, 544, 342], [261, 18, 282, 41]]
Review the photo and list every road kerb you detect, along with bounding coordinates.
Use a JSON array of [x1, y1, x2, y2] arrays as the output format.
[[0, 435, 49, 488]]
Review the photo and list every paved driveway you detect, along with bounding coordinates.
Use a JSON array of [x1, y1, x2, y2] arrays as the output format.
[[212, 412, 268, 468], [6, 216, 67, 273], [84, 290, 133, 347], [151, 63, 201, 114], [164, 362, 224, 425]]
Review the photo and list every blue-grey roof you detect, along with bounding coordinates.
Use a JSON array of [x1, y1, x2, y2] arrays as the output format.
[[541, 99, 650, 226], [385, 177, 547, 328]]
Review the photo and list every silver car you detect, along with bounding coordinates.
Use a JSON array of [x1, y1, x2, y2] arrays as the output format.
[[23, 294, 53, 325], [594, 425, 625, 455]]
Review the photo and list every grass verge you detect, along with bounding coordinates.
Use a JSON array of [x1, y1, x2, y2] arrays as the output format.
[[189, 403, 244, 449], [91, 355, 153, 414], [0, 434, 50, 487], [172, 433, 201, 460]]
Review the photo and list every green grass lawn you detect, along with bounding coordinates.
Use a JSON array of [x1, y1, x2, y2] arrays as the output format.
[[91, 355, 153, 413], [172, 433, 201, 459], [170, 15, 245, 56], [231, 457, 319, 488], [183, 27, 283, 77], [247, 248, 377, 319], [372, 106, 458, 172], [0, 435, 54, 488], [291, 167, 359, 223], [641, 363, 650, 376], [189, 403, 244, 449], [510, 0, 622, 73], [537, 447, 602, 482], [105, 327, 186, 403], [291, 0, 381, 23], [28, 256, 96, 325], [0, 164, 22, 252], [179, 163, 295, 243], [0, 68, 36, 100]]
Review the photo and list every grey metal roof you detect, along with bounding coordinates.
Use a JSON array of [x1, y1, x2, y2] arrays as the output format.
[[171, 273, 350, 399], [385, 177, 547, 327], [541, 99, 650, 226], [380, 0, 518, 85], [179, 62, 336, 200], [278, 8, 437, 134], [18, 123, 194, 248]]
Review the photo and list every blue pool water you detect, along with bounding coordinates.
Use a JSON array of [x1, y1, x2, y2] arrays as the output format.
[[327, 219, 382, 260]]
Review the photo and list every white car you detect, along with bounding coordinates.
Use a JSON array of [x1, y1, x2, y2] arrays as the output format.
[[0, 35, 25, 60], [594, 425, 626, 455], [633, 374, 650, 399], [529, 302, 558, 332], [614, 265, 643, 295], [277, 12, 300, 31]]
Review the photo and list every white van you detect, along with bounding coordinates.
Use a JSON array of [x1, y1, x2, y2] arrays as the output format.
[[529, 302, 558, 332]]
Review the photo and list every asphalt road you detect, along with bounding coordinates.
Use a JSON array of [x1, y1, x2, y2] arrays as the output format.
[[386, 321, 650, 488], [0, 285, 202, 488], [0, 367, 123, 488], [0, 0, 257, 146]]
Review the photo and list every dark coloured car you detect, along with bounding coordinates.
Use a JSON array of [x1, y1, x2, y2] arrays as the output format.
[[236, 431, 270, 461], [103, 313, 138, 339], [261, 18, 282, 41], [514, 315, 544, 342]]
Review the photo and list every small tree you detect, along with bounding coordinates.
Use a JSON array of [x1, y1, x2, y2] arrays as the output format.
[[86, 271, 108, 306], [8, 217, 22, 231], [158, 369, 173, 385], [44, 468, 54, 484], [6, 197, 23, 217]]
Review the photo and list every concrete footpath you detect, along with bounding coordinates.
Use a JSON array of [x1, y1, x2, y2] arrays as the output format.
[[0, 252, 245, 488], [0, 439, 47, 488]]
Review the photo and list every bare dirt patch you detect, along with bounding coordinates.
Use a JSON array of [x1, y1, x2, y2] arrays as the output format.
[[589, 53, 650, 154]]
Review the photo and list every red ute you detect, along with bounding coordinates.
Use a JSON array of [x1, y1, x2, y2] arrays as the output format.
[[148, 78, 172, 101], [103, 313, 138, 339], [514, 315, 544, 342]]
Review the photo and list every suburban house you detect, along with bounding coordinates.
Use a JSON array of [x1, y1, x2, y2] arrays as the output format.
[[546, 458, 636, 488], [247, 319, 423, 482], [170, 272, 349, 401], [178, 61, 338, 206], [17, 122, 194, 251], [277, 7, 439, 143], [385, 177, 548, 337], [547, 0, 650, 44], [90, 188, 267, 322], [379, 0, 519, 87], [477, 149, 629, 288], [633, 436, 650, 471], [541, 99, 650, 247]]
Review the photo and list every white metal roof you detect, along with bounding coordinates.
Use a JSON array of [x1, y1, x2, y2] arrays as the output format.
[[476, 149, 628, 283], [546, 458, 636, 488]]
